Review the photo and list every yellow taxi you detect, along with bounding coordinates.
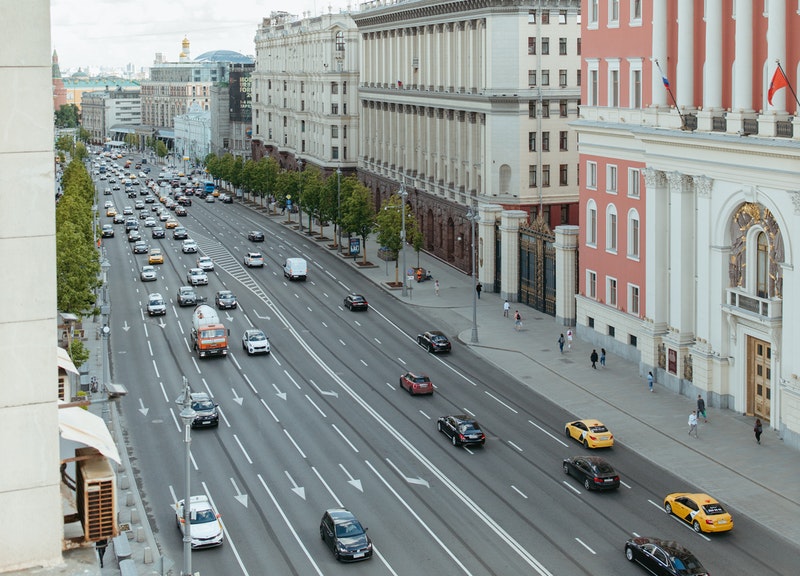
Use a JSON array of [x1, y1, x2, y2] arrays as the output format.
[[212, 189, 221, 197], [165, 219, 179, 229], [148, 249, 164, 265], [106, 206, 117, 217], [664, 493, 733, 533], [160, 195, 168, 204], [565, 419, 614, 449]]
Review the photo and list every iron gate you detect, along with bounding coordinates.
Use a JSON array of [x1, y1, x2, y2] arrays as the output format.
[[519, 218, 556, 315]]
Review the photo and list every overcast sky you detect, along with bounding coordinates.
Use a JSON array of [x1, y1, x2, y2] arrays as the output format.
[[50, 0, 352, 72]]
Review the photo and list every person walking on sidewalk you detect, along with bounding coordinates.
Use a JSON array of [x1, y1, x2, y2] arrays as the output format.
[[503, 300, 510, 317], [476, 282, 482, 299], [514, 310, 522, 331], [697, 395, 707, 422], [558, 333, 565, 353], [434, 280, 440, 296], [754, 418, 763, 444], [600, 348, 606, 367], [566, 329, 573, 351], [688, 411, 699, 438], [647, 371, 654, 392], [590, 349, 598, 369]]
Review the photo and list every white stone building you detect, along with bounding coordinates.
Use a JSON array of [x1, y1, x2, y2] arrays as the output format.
[[80, 88, 141, 144], [174, 102, 212, 162]]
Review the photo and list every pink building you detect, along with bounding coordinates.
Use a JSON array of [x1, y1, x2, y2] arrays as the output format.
[[575, 1, 800, 447]]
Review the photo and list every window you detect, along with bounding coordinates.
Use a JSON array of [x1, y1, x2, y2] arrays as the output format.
[[577, 37, 581, 56], [561, 204, 569, 224], [587, 270, 597, 298], [589, 67, 599, 106], [757, 232, 769, 297], [559, 10, 567, 24], [542, 165, 551, 187], [628, 209, 640, 259], [331, 103, 339, 115], [332, 146, 339, 160], [587, 200, 597, 245], [559, 164, 568, 185], [343, 81, 347, 94], [559, 69, 568, 87], [528, 70, 537, 86], [301, 120, 306, 132], [541, 37, 549, 55], [343, 125, 347, 139], [528, 132, 536, 152], [607, 277, 617, 307], [606, 205, 618, 252], [631, 68, 642, 108], [559, 131, 568, 151], [577, 69, 581, 86], [609, 0, 620, 24], [528, 101, 536, 118], [331, 82, 339, 95], [541, 99, 550, 117], [528, 10, 536, 24], [609, 68, 620, 106], [528, 37, 536, 55], [542, 131, 550, 151], [589, 0, 599, 26], [335, 31, 345, 51], [628, 168, 640, 197], [587, 161, 597, 189], [529, 165, 537, 187], [559, 99, 568, 116], [606, 165, 618, 193], [542, 70, 550, 86], [631, 0, 642, 23], [559, 38, 568, 56], [541, 10, 550, 24], [331, 125, 339, 139]]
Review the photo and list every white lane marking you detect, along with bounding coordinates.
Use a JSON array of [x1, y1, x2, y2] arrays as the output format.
[[147, 341, 154, 356], [575, 538, 596, 554], [284, 370, 302, 390], [217, 406, 231, 428], [260, 398, 280, 423], [529, 420, 570, 447], [511, 485, 528, 499], [331, 423, 359, 453], [562, 481, 581, 495], [419, 410, 431, 420], [283, 429, 306, 458], [202, 482, 250, 576], [339, 339, 346, 346], [360, 359, 368, 366], [243, 374, 258, 394], [202, 378, 213, 397], [158, 381, 168, 402], [304, 394, 327, 417], [152, 359, 160, 378], [233, 434, 253, 464], [191, 357, 200, 374], [229, 353, 242, 370], [485, 391, 519, 413], [508, 441, 523, 452], [310, 466, 342, 507]]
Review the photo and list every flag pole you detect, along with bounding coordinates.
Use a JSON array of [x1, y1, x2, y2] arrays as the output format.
[[654, 59, 686, 129], [776, 61, 800, 108]]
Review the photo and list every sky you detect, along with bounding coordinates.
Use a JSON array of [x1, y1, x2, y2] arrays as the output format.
[[51, 0, 352, 73]]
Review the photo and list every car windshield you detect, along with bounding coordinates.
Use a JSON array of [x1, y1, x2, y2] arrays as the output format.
[[458, 421, 480, 433], [192, 399, 214, 411], [335, 521, 364, 538], [413, 376, 430, 383], [248, 332, 266, 342], [671, 553, 704, 575], [702, 503, 726, 515], [594, 461, 615, 474], [431, 334, 447, 343], [219, 292, 233, 298], [150, 298, 163, 305], [589, 425, 609, 433], [192, 509, 217, 524]]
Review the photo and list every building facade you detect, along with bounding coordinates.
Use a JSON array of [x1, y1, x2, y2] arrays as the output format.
[[174, 102, 212, 161], [210, 62, 255, 160], [81, 88, 142, 145], [251, 11, 361, 174], [575, 0, 800, 447], [353, 0, 582, 285], [60, 72, 139, 111]]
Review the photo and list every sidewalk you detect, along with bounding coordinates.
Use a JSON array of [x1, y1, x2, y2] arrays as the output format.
[[248, 198, 800, 547]]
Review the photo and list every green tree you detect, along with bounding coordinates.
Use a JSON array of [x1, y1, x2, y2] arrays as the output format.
[[55, 104, 79, 128], [56, 220, 100, 315], [341, 183, 375, 265], [155, 140, 168, 159], [124, 133, 138, 150], [56, 134, 74, 155], [69, 339, 90, 369], [77, 126, 91, 143], [299, 167, 325, 233]]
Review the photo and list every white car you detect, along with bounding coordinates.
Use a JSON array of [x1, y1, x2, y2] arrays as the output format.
[[146, 292, 166, 316], [242, 329, 270, 355], [243, 251, 264, 267], [182, 239, 198, 253], [174, 495, 224, 549], [197, 256, 214, 271], [186, 268, 208, 285], [144, 217, 157, 227]]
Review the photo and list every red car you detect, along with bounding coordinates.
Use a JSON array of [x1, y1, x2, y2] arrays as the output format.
[[399, 372, 434, 395]]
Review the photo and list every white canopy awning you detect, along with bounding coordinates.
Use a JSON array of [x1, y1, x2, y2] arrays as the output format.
[[57, 347, 79, 375], [58, 405, 121, 464]]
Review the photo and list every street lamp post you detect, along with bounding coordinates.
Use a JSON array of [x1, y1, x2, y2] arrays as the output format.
[[399, 184, 409, 297], [336, 167, 342, 251], [297, 159, 304, 232], [466, 208, 480, 343], [99, 258, 112, 416], [177, 377, 196, 576]]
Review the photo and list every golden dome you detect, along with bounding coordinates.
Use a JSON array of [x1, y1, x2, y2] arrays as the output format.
[[182, 37, 190, 48]]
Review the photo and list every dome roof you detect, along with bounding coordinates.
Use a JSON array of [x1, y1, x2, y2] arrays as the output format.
[[71, 68, 89, 78], [194, 50, 253, 64]]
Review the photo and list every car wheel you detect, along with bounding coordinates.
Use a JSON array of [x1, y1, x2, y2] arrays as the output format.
[[664, 503, 672, 515], [437, 421, 443, 432], [427, 343, 433, 352], [565, 427, 571, 439], [451, 435, 458, 447], [563, 463, 570, 475], [584, 478, 592, 491], [625, 546, 634, 562], [583, 439, 590, 449], [693, 520, 702, 533]]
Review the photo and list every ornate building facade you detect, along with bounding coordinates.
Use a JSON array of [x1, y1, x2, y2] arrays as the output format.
[[575, 0, 800, 447]]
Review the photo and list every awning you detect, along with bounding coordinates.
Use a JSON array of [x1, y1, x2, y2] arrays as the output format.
[[58, 405, 121, 464], [57, 347, 79, 375]]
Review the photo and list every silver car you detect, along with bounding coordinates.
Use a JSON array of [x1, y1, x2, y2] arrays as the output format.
[[140, 265, 157, 282], [186, 268, 208, 286]]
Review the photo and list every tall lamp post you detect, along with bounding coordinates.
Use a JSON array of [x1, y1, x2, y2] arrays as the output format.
[[297, 159, 304, 231], [176, 377, 196, 576], [466, 208, 480, 343], [99, 258, 112, 412], [399, 184, 409, 297], [336, 167, 342, 251]]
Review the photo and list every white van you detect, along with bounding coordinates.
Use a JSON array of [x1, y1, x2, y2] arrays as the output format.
[[283, 258, 308, 281]]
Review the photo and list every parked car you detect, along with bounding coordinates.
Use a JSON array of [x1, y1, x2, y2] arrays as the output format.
[[624, 537, 709, 576], [562, 456, 620, 491], [319, 508, 372, 562], [173, 495, 223, 549], [399, 372, 434, 395], [417, 330, 452, 353], [242, 329, 270, 355], [436, 415, 486, 447]]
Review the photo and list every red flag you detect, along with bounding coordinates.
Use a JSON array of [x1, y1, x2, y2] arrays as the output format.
[[768, 67, 789, 105]]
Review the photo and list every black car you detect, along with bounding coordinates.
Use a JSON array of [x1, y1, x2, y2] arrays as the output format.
[[151, 227, 165, 239], [133, 241, 149, 254], [101, 224, 114, 238], [173, 227, 188, 240], [437, 415, 486, 447], [247, 230, 265, 242], [215, 290, 237, 310], [343, 294, 368, 311], [319, 508, 373, 562], [189, 392, 219, 428], [624, 537, 709, 576], [562, 456, 620, 491], [417, 330, 451, 353]]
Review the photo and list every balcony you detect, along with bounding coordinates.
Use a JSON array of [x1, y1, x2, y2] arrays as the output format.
[[726, 288, 782, 320]]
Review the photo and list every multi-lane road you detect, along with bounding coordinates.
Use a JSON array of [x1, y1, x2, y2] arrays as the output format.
[[95, 156, 795, 575]]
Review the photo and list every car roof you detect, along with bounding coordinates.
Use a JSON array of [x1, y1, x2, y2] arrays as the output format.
[[631, 537, 697, 558], [575, 419, 605, 426], [667, 492, 720, 503], [325, 507, 357, 522]]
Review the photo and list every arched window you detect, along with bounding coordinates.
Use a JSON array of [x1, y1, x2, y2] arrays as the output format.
[[586, 199, 597, 246], [627, 208, 640, 259], [335, 31, 345, 51], [606, 204, 617, 253], [756, 231, 769, 298]]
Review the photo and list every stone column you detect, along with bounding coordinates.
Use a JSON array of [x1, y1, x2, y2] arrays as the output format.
[[477, 204, 502, 290], [676, 0, 695, 110], [499, 210, 528, 302], [766, 0, 787, 113], [697, 0, 723, 131], [651, 0, 669, 107], [728, 0, 755, 133], [555, 225, 580, 326]]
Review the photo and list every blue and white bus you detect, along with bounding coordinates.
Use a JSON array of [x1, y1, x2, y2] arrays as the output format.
[[204, 180, 215, 194]]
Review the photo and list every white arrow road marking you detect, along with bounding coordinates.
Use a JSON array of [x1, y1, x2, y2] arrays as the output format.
[[232, 387, 243, 405], [272, 383, 286, 400], [338, 464, 363, 492], [158, 319, 166, 329], [122, 321, 131, 331], [385, 458, 430, 488], [284, 471, 306, 500], [225, 312, 234, 322], [310, 379, 338, 397], [230, 478, 248, 507], [138, 398, 149, 417]]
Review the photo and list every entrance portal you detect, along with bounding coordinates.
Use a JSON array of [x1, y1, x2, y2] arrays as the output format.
[[747, 336, 771, 421]]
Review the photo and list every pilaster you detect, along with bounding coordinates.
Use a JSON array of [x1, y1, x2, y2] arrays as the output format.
[[477, 204, 503, 289], [554, 225, 579, 326], [499, 210, 528, 302]]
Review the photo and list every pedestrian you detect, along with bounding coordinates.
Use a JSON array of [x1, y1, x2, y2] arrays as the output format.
[[647, 371, 654, 392], [96, 539, 108, 568], [514, 310, 522, 331], [697, 395, 707, 422], [688, 410, 698, 438], [558, 333, 565, 353], [476, 282, 482, 299], [754, 418, 763, 444], [434, 279, 440, 296], [566, 329, 573, 351], [600, 348, 606, 367], [503, 300, 510, 317], [590, 349, 598, 369]]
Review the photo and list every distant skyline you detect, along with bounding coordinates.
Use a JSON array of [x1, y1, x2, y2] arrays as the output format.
[[51, 0, 353, 73]]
